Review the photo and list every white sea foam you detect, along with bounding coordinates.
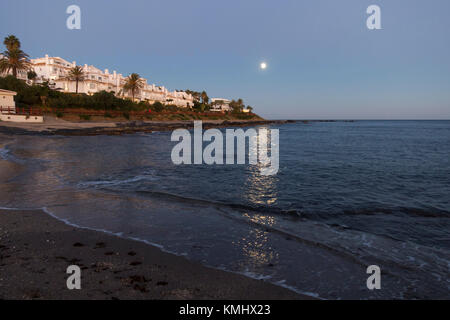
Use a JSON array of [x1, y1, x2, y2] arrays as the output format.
[[0, 147, 10, 160], [0, 145, 25, 164], [77, 171, 159, 189]]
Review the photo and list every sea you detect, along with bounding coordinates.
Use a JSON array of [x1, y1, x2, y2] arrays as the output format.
[[0, 120, 449, 299]]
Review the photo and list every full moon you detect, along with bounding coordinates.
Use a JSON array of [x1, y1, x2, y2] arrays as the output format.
[[260, 62, 267, 70]]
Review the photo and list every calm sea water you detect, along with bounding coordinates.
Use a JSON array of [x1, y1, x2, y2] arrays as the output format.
[[0, 121, 449, 299]]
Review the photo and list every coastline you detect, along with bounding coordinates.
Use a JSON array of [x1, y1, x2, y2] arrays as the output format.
[[0, 116, 296, 136], [0, 207, 310, 300]]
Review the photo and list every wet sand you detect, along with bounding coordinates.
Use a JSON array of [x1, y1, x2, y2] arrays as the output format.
[[0, 208, 309, 300]]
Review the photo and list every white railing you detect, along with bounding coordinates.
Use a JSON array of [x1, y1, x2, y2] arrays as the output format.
[[0, 106, 16, 114]]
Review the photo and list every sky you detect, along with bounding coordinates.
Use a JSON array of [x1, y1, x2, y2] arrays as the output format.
[[1, 0, 450, 119]]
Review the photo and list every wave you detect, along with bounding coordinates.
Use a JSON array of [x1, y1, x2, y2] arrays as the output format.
[[75, 187, 450, 285], [338, 206, 450, 218], [77, 171, 159, 189], [0, 146, 11, 161], [0, 144, 26, 164], [97, 186, 450, 221]]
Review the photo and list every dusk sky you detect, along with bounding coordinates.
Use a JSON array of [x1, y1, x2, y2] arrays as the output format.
[[1, 0, 450, 119]]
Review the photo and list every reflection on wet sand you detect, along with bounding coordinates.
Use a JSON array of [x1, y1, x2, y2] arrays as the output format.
[[234, 214, 279, 268]]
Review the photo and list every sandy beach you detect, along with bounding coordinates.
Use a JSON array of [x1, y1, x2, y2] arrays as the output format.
[[0, 208, 309, 300]]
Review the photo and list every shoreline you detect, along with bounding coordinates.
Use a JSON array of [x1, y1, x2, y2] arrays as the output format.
[[0, 122, 311, 300], [0, 207, 311, 300], [0, 116, 296, 136]]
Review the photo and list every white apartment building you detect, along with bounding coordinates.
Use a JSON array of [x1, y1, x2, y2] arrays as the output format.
[[2, 54, 194, 108], [210, 98, 232, 112]]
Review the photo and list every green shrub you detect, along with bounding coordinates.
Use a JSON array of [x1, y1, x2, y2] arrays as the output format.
[[151, 101, 164, 112], [79, 115, 91, 121], [165, 104, 179, 112]]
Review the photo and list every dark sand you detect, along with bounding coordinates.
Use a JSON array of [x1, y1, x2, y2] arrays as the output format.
[[0, 116, 295, 136], [0, 209, 309, 300]]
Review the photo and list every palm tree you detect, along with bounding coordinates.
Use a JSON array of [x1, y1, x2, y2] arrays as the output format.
[[0, 46, 30, 78], [185, 89, 202, 103], [123, 73, 145, 101], [4, 35, 21, 50], [201, 91, 209, 105], [66, 66, 85, 94]]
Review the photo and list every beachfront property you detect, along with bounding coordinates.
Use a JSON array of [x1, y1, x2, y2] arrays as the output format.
[[0, 89, 17, 114], [1, 54, 195, 108], [210, 98, 232, 112], [0, 89, 43, 123]]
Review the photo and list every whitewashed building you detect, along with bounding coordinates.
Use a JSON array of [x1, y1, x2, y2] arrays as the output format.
[[0, 89, 17, 114], [0, 89, 43, 123], [210, 98, 232, 112], [28, 55, 194, 108]]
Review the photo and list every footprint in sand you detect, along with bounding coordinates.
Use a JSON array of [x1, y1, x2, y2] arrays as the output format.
[[95, 242, 106, 249]]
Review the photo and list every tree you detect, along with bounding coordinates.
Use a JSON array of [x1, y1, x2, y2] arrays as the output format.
[[27, 70, 37, 84], [66, 66, 85, 94], [185, 89, 201, 103], [229, 98, 245, 113], [201, 90, 209, 105], [0, 47, 30, 78], [0, 35, 30, 79], [3, 35, 20, 51], [247, 106, 253, 113], [152, 101, 164, 112], [123, 73, 145, 101]]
